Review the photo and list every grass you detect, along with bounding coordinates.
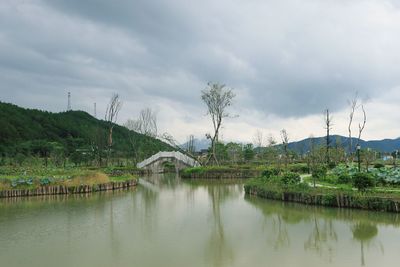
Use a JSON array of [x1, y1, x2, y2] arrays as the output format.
[[244, 178, 400, 213], [60, 171, 110, 187], [245, 176, 400, 202], [0, 166, 137, 191]]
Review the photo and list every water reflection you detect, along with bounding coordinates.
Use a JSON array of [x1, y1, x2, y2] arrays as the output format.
[[244, 196, 395, 266], [1, 175, 400, 267], [352, 222, 381, 266], [206, 184, 236, 267]]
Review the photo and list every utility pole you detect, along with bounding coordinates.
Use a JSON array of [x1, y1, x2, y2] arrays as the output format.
[[94, 102, 97, 118], [67, 92, 71, 111]]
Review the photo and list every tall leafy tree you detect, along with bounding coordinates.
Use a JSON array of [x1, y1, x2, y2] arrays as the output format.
[[201, 82, 235, 166]]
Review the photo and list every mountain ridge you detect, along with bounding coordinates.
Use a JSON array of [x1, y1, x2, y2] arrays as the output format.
[[0, 101, 173, 159]]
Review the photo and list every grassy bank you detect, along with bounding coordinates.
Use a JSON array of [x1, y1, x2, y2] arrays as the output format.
[[0, 166, 138, 191], [244, 176, 400, 213], [181, 165, 265, 179]]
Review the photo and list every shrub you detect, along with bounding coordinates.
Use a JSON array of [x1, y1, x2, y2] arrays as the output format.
[[261, 167, 280, 178], [337, 173, 352, 184], [280, 172, 301, 185], [374, 163, 385, 169], [288, 163, 309, 174], [352, 172, 375, 192], [328, 162, 337, 169], [312, 166, 327, 180]]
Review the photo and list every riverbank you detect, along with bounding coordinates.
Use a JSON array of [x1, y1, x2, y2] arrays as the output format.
[[244, 177, 400, 213], [0, 166, 139, 198], [181, 166, 263, 179], [0, 179, 137, 198]]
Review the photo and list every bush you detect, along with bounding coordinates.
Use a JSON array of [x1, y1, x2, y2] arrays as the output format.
[[261, 167, 280, 178], [312, 166, 327, 180], [374, 163, 385, 169], [337, 173, 352, 184], [280, 172, 301, 185], [288, 163, 309, 174], [328, 162, 337, 169], [352, 172, 375, 192]]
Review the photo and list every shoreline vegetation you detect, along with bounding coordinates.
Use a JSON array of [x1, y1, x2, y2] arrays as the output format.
[[181, 164, 400, 213], [181, 166, 264, 179], [181, 164, 310, 179], [243, 166, 400, 213], [0, 166, 139, 198]]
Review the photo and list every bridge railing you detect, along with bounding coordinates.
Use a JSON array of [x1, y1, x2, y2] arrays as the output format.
[[137, 151, 200, 169]]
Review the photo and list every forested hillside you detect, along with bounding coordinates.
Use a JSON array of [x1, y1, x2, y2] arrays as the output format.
[[0, 102, 173, 165]]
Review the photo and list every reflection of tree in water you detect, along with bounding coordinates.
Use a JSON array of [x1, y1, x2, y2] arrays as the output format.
[[109, 198, 121, 262], [271, 214, 290, 249], [245, 197, 309, 249], [131, 178, 160, 237], [205, 184, 237, 267], [183, 180, 243, 219], [304, 216, 338, 262], [352, 222, 381, 266]]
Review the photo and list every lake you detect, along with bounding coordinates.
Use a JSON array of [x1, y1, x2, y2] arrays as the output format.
[[1, 173, 400, 267]]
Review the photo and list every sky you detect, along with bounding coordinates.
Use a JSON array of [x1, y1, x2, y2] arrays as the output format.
[[1, 0, 400, 144]]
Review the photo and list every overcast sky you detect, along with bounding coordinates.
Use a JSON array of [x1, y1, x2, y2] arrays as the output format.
[[1, 0, 400, 144]]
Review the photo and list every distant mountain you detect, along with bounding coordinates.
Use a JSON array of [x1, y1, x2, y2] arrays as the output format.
[[0, 102, 173, 158], [288, 135, 400, 154], [180, 134, 400, 154], [180, 138, 210, 152]]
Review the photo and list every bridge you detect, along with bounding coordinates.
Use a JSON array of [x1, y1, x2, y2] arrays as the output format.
[[137, 151, 200, 173]]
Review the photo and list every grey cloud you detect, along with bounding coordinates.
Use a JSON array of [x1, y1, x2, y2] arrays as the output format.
[[1, 0, 400, 122]]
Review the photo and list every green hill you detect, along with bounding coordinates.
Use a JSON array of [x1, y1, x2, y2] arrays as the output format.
[[0, 102, 173, 165]]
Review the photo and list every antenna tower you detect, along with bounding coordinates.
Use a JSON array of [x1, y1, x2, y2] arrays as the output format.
[[67, 92, 71, 111]]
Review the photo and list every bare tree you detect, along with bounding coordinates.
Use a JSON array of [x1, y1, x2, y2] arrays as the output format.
[[253, 130, 264, 148], [126, 108, 158, 137], [186, 135, 196, 154], [201, 82, 235, 165], [324, 109, 333, 165], [253, 129, 264, 159], [280, 129, 289, 168], [105, 93, 122, 164], [264, 134, 278, 165], [348, 93, 359, 157], [267, 134, 277, 147], [357, 104, 367, 146]]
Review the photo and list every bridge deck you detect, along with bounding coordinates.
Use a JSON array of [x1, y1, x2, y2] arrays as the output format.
[[137, 151, 200, 169]]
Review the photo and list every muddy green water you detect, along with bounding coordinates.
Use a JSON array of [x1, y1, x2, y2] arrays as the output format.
[[1, 174, 400, 267]]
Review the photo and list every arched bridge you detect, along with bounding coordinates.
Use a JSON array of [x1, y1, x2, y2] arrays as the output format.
[[137, 151, 200, 173]]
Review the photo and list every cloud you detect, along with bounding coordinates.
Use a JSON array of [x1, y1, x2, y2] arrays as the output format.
[[0, 0, 400, 142]]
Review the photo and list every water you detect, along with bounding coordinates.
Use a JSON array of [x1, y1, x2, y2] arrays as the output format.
[[1, 174, 400, 267]]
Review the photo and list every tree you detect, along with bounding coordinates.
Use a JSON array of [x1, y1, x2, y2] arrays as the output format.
[[348, 93, 359, 157], [105, 93, 122, 165], [243, 143, 255, 162], [280, 129, 289, 168], [324, 109, 333, 165], [126, 108, 158, 138], [226, 142, 243, 164], [253, 130, 264, 148], [353, 172, 374, 192], [363, 148, 376, 172], [201, 82, 235, 165], [185, 135, 196, 155], [264, 134, 278, 165], [253, 130, 264, 159], [357, 104, 367, 147]]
